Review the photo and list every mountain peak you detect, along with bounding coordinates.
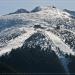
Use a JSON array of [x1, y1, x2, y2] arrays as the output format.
[[8, 8, 29, 15], [31, 6, 56, 12], [31, 6, 42, 12]]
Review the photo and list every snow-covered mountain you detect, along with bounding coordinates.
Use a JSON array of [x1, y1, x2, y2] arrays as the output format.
[[8, 9, 29, 15], [31, 6, 42, 12], [0, 6, 75, 74], [64, 9, 75, 17]]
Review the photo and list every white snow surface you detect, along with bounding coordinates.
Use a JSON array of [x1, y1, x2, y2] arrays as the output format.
[[0, 27, 35, 56], [45, 31, 75, 55]]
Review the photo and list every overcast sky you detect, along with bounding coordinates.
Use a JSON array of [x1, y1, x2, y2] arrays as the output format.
[[0, 0, 75, 15]]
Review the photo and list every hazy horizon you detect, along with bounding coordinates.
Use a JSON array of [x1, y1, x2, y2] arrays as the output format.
[[0, 0, 75, 15]]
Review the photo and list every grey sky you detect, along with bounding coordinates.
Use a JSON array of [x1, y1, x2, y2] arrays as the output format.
[[0, 0, 75, 15]]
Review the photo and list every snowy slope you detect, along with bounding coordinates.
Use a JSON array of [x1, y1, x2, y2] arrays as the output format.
[[0, 27, 35, 56], [0, 6, 75, 58], [0, 6, 75, 56]]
